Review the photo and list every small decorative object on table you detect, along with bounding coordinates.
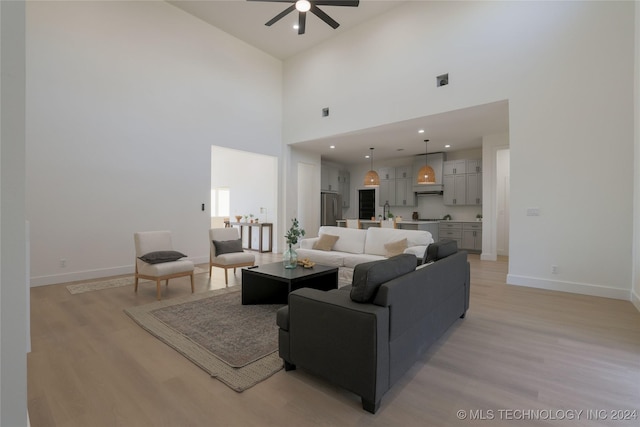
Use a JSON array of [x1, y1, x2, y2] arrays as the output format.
[[284, 218, 305, 269], [443, 214, 452, 221], [476, 213, 482, 222], [298, 258, 315, 268], [235, 215, 242, 222]]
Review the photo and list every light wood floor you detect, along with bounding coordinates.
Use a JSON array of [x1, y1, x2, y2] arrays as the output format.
[[28, 254, 640, 426]]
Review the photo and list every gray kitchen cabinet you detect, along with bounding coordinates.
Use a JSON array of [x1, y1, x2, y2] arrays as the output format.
[[466, 172, 482, 205], [378, 165, 415, 207], [443, 174, 466, 205], [462, 222, 482, 251], [443, 159, 466, 176], [321, 164, 340, 192], [338, 169, 350, 208], [443, 159, 482, 206], [438, 221, 462, 248]]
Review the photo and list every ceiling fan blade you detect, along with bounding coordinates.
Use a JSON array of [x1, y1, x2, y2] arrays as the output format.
[[298, 12, 306, 35], [247, 0, 295, 3], [314, 0, 359, 6], [310, 4, 339, 29], [265, 4, 296, 26]]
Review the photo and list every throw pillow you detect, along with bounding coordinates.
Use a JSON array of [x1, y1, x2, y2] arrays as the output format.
[[312, 234, 339, 251], [139, 250, 187, 264], [384, 238, 407, 257], [350, 254, 417, 303], [423, 239, 458, 264], [213, 239, 243, 255]]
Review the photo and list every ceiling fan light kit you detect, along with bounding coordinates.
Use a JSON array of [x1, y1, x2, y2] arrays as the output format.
[[248, 0, 359, 35]]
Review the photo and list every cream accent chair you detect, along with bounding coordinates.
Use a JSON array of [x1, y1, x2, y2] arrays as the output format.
[[134, 231, 195, 300], [346, 219, 361, 229], [209, 228, 255, 286]]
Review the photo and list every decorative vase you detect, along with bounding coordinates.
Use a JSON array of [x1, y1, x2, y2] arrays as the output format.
[[283, 244, 298, 269]]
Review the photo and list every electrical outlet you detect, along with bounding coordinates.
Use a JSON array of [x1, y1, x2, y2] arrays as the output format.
[[551, 265, 558, 274], [60, 259, 66, 268]]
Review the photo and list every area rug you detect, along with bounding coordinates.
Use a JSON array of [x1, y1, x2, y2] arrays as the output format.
[[124, 288, 284, 392], [66, 267, 207, 294]]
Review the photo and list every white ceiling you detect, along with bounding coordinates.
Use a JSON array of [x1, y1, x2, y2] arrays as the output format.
[[169, 0, 510, 164], [169, 0, 407, 60]]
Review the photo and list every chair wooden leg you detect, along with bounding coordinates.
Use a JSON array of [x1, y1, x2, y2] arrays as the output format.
[[209, 262, 212, 277], [134, 276, 139, 293], [156, 280, 162, 300], [224, 268, 228, 286], [190, 273, 194, 293]]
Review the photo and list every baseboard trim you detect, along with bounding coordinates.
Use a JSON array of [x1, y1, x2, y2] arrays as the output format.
[[30, 256, 209, 287], [632, 288, 640, 312], [507, 274, 631, 301]]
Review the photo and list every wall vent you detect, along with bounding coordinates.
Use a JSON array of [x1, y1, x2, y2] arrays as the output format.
[[437, 73, 449, 87]]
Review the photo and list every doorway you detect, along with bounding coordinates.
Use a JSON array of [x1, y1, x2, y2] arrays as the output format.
[[359, 189, 375, 220]]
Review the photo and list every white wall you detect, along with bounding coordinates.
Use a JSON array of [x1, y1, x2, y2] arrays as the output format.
[[1, 0, 29, 424], [283, 1, 635, 300], [633, 0, 640, 311], [26, 1, 282, 285]]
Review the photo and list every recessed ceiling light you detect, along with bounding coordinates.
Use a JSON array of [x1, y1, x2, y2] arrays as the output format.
[[418, 129, 425, 133], [365, 155, 370, 159], [293, 24, 299, 30], [329, 145, 335, 149], [445, 144, 451, 148]]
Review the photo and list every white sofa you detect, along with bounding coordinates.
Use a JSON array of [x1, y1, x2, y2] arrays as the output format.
[[297, 226, 433, 286]]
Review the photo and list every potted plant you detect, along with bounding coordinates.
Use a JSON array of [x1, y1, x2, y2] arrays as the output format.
[[443, 214, 452, 221], [284, 218, 305, 269], [387, 212, 394, 222], [249, 213, 255, 223], [476, 213, 483, 222], [243, 215, 248, 222]]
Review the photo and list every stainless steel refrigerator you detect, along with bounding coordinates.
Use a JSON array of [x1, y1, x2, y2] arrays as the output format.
[[321, 192, 342, 226]]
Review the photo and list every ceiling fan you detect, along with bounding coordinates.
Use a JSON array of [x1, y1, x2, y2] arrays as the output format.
[[248, 0, 360, 35]]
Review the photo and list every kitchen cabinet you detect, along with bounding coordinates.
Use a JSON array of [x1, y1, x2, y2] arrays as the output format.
[[321, 164, 340, 192], [466, 172, 482, 205], [438, 221, 462, 248], [462, 222, 482, 251], [338, 169, 350, 208], [443, 159, 482, 206], [443, 159, 466, 175], [443, 174, 466, 205], [439, 221, 482, 252], [378, 165, 416, 207]]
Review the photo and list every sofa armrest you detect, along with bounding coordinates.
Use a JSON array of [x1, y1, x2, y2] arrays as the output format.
[[282, 288, 390, 406], [299, 237, 318, 249]]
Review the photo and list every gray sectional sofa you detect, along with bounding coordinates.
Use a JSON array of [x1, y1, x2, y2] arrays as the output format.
[[276, 240, 469, 413]]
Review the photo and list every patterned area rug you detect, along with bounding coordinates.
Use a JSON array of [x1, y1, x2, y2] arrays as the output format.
[[124, 288, 284, 392], [66, 267, 207, 294]]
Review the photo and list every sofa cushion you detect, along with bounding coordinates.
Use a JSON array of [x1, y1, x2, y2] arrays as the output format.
[[313, 234, 339, 251], [363, 227, 432, 257], [384, 238, 407, 257], [295, 248, 346, 267], [350, 254, 417, 303], [319, 226, 367, 254], [342, 253, 386, 269], [423, 239, 458, 264]]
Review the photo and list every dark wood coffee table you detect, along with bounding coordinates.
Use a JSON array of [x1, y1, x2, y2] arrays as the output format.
[[241, 262, 338, 305]]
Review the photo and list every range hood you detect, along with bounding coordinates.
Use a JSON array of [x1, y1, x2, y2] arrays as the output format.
[[414, 184, 443, 195], [413, 152, 445, 195]]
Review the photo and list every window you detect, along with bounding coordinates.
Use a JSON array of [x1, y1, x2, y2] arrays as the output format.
[[211, 187, 230, 217]]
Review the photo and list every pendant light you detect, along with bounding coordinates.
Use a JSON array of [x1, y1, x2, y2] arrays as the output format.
[[416, 139, 436, 184], [363, 147, 380, 187]]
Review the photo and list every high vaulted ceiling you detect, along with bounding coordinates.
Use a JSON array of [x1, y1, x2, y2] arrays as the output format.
[[169, 0, 407, 60], [169, 0, 509, 164]]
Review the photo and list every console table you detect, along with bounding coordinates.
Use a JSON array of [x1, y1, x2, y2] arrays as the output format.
[[230, 222, 273, 253]]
